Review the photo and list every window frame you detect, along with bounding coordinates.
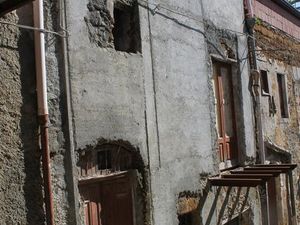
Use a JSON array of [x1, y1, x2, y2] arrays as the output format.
[[260, 70, 270, 96], [112, 1, 141, 53]]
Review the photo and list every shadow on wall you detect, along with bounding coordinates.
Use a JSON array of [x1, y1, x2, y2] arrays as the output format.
[[177, 179, 253, 225], [17, 6, 45, 225]]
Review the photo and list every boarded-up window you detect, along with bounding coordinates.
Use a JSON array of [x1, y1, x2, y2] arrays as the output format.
[[277, 73, 289, 118]]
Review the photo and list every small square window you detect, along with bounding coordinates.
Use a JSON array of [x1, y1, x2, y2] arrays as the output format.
[[112, 2, 141, 53], [260, 70, 270, 95], [277, 73, 289, 118]]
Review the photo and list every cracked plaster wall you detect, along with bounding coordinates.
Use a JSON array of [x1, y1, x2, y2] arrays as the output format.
[[65, 0, 259, 224]]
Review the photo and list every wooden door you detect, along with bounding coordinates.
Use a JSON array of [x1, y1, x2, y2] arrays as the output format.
[[102, 176, 134, 225], [267, 178, 278, 225], [213, 62, 237, 162], [80, 184, 102, 225], [79, 174, 134, 225]]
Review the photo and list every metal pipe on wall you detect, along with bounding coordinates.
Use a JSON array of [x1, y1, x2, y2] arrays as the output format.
[[244, 0, 265, 164], [244, 1, 268, 225], [33, 0, 55, 225]]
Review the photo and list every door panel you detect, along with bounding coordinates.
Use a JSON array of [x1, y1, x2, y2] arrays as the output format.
[[221, 67, 235, 137], [213, 62, 237, 162], [102, 177, 134, 225], [268, 178, 278, 225], [80, 184, 102, 225], [79, 174, 134, 225]]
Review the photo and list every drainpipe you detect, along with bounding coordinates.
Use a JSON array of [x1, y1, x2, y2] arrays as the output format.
[[244, 0, 265, 164], [244, 2, 268, 225], [33, 1, 55, 225]]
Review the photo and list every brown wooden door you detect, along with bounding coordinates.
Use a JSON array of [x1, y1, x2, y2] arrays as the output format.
[[80, 184, 102, 225], [267, 178, 278, 225], [213, 62, 237, 162], [101, 176, 134, 225], [80, 174, 134, 225]]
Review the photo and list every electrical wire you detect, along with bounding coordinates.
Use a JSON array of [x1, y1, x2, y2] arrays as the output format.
[[0, 0, 296, 57], [138, 0, 300, 58], [0, 20, 68, 37], [138, 0, 248, 37]]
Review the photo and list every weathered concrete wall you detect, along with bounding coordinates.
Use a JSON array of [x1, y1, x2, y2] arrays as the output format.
[[202, 0, 244, 32], [0, 0, 265, 224], [65, 0, 259, 225], [145, 1, 214, 224], [202, 0, 256, 162], [0, 4, 44, 225], [66, 0, 149, 223]]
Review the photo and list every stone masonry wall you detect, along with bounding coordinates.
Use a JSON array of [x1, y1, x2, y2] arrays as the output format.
[[0, 4, 44, 225], [255, 22, 300, 224], [0, 1, 78, 224]]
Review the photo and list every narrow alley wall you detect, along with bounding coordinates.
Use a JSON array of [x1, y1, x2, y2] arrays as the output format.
[[0, 5, 44, 225], [0, 1, 79, 224]]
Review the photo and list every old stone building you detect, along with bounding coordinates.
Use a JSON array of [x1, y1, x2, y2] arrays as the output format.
[[0, 0, 298, 225], [250, 0, 300, 224]]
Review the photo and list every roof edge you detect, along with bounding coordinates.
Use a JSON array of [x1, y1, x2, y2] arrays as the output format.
[[272, 0, 300, 20]]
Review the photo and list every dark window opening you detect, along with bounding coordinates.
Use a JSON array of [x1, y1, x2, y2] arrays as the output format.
[[260, 70, 270, 95], [178, 213, 193, 225], [97, 150, 112, 170], [277, 73, 289, 118], [113, 3, 141, 53]]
